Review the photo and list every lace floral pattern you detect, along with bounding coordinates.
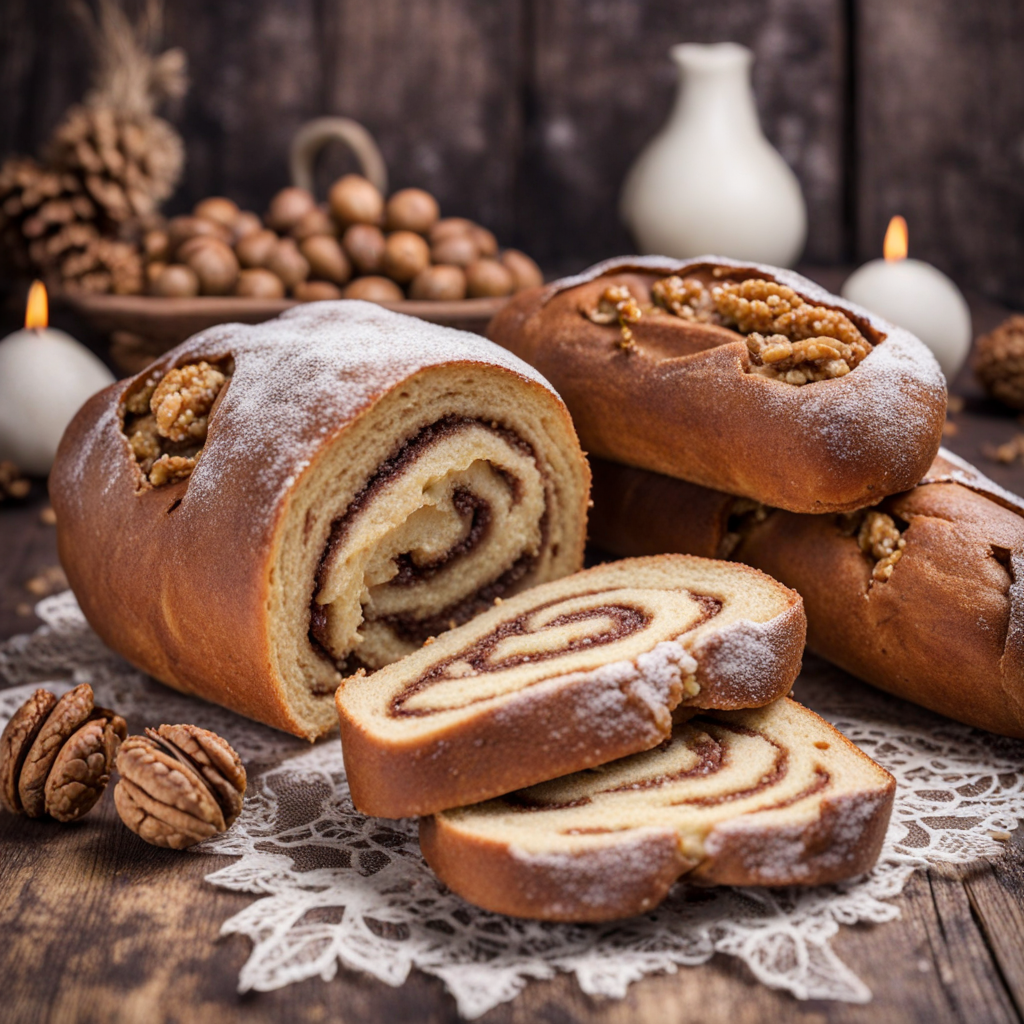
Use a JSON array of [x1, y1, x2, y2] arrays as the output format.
[[2, 592, 1021, 1019]]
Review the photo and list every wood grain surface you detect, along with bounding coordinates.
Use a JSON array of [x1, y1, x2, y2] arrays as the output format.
[[2, 279, 1024, 1021], [7, 1, 1023, 303]]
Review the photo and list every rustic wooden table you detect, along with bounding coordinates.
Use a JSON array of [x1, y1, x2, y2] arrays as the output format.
[[2, 276, 1024, 1023]]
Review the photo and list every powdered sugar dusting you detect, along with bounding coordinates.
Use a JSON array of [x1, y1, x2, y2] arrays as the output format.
[[540, 256, 946, 496], [923, 446, 1024, 515], [58, 301, 560, 544]]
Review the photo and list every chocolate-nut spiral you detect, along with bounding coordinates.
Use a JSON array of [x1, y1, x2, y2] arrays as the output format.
[[420, 697, 896, 921], [50, 302, 590, 739], [337, 555, 806, 818]]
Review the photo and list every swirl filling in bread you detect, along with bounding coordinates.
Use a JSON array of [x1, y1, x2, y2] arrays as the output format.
[[336, 555, 806, 817], [419, 697, 895, 921]]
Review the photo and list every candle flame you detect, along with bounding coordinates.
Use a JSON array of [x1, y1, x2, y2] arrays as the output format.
[[25, 280, 48, 329], [883, 216, 908, 262]]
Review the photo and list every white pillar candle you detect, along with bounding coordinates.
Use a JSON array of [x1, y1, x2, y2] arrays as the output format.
[[841, 217, 971, 382], [0, 282, 115, 475]]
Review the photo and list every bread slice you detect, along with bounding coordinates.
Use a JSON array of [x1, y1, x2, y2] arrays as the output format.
[[420, 697, 894, 921], [336, 554, 805, 817]]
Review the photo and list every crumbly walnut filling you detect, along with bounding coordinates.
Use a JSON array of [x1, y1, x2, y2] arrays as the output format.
[[584, 285, 643, 349], [839, 508, 906, 582], [122, 359, 231, 488], [582, 272, 873, 385]]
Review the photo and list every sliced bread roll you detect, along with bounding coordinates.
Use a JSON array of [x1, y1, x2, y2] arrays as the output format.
[[336, 554, 805, 817], [420, 698, 895, 921]]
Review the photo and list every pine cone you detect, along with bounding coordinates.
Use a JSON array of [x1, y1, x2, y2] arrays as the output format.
[[974, 316, 1024, 410]]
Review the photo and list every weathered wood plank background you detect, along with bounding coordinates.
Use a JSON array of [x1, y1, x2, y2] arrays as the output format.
[[0, 0, 1022, 296]]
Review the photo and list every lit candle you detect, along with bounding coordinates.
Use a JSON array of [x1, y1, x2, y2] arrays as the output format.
[[0, 282, 115, 475], [841, 217, 972, 382]]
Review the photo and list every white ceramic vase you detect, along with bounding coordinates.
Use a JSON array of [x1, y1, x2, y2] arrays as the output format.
[[620, 42, 807, 266]]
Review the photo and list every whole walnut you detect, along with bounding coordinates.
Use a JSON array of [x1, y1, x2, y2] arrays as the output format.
[[167, 215, 231, 257], [975, 316, 1024, 410], [114, 724, 246, 850], [0, 684, 126, 822], [291, 206, 336, 241]]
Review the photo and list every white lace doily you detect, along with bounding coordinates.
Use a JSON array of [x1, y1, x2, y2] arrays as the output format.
[[2, 592, 1022, 1018]]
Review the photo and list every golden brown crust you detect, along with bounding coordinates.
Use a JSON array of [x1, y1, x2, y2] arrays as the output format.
[[50, 301, 589, 739], [488, 257, 947, 513], [588, 451, 1024, 738]]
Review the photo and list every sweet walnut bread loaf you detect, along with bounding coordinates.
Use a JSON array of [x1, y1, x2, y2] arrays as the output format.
[[337, 554, 805, 818], [50, 301, 590, 740], [588, 449, 1024, 738], [420, 697, 895, 920], [488, 256, 947, 513]]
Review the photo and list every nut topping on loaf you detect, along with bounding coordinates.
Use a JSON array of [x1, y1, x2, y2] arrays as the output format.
[[419, 697, 895, 920], [122, 358, 232, 487], [587, 273, 872, 385]]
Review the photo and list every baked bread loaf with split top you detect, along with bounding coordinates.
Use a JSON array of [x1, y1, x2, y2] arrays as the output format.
[[336, 554, 805, 817], [50, 301, 590, 740], [420, 697, 895, 921], [588, 449, 1024, 738], [487, 256, 946, 513]]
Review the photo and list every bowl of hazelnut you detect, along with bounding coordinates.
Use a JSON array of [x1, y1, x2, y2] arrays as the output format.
[[56, 118, 544, 374]]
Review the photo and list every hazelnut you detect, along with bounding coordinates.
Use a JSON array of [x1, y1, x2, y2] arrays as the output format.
[[150, 264, 200, 298], [167, 215, 231, 256], [299, 235, 352, 285], [143, 229, 170, 262], [291, 206, 336, 240], [501, 249, 544, 291], [264, 237, 310, 288], [145, 261, 167, 286], [234, 268, 286, 298], [430, 217, 476, 245], [342, 276, 404, 302], [342, 223, 387, 275], [329, 174, 384, 226], [409, 264, 467, 301], [382, 230, 431, 283], [184, 237, 240, 295], [235, 228, 279, 268], [176, 234, 220, 262], [194, 196, 240, 229], [232, 210, 263, 242], [385, 188, 440, 234], [265, 187, 316, 233], [470, 226, 498, 257], [431, 232, 478, 268], [293, 280, 343, 301], [465, 258, 514, 298]]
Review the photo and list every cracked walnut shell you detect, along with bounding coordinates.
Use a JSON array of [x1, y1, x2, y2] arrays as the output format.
[[114, 724, 246, 849], [0, 683, 126, 822]]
